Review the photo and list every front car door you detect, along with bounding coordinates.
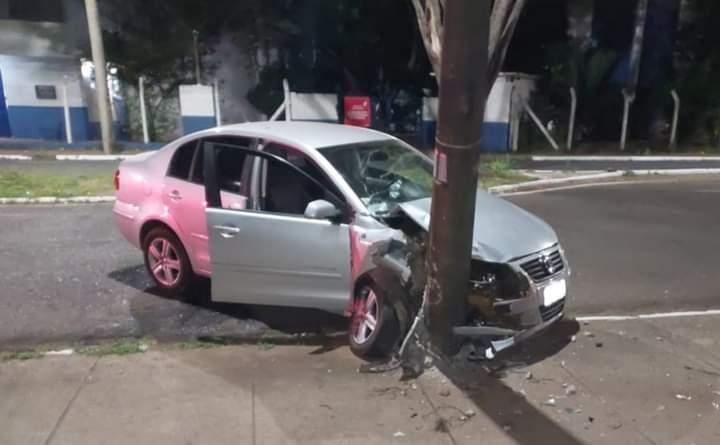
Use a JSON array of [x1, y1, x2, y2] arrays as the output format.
[[203, 141, 352, 313]]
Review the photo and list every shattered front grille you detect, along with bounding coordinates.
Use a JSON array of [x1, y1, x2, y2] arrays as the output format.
[[520, 250, 564, 282], [540, 300, 565, 322]]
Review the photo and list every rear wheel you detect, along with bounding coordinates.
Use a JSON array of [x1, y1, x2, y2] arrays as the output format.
[[142, 227, 194, 298], [349, 282, 400, 360]]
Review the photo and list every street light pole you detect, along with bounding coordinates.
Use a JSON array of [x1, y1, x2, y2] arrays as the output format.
[[193, 30, 201, 84], [426, 0, 491, 355], [84, 0, 113, 154]]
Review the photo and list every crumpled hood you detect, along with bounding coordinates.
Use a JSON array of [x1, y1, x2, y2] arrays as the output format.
[[393, 191, 558, 263]]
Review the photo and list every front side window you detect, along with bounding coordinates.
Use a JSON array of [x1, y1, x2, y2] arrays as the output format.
[[318, 140, 433, 217], [263, 155, 328, 215]]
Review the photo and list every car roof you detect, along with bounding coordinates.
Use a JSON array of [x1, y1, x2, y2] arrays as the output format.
[[214, 121, 391, 150]]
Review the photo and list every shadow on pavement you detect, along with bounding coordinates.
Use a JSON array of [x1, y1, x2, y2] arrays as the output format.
[[437, 319, 583, 444], [108, 265, 347, 345]]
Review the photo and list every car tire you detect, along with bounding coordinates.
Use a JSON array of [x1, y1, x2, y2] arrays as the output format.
[[142, 226, 195, 298], [348, 281, 400, 361]]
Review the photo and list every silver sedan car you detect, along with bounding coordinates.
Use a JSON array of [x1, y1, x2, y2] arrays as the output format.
[[113, 122, 569, 360]]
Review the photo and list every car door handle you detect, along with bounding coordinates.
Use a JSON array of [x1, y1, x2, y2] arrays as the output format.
[[168, 190, 182, 201], [213, 224, 241, 238]]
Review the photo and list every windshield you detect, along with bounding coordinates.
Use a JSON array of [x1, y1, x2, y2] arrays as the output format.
[[319, 140, 433, 217]]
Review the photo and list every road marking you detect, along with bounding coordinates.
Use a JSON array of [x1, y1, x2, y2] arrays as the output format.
[[577, 309, 720, 322], [532, 155, 720, 162], [55, 154, 138, 161]]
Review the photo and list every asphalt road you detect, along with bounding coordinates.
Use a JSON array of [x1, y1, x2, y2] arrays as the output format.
[[1, 175, 719, 345], [507, 175, 720, 314]]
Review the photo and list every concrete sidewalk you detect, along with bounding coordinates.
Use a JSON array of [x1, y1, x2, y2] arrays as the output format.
[[2, 316, 720, 444]]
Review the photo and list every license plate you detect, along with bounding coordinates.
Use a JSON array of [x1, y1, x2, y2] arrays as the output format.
[[543, 279, 567, 306]]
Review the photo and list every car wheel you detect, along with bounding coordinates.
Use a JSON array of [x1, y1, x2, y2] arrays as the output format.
[[142, 226, 194, 298], [348, 281, 400, 360]]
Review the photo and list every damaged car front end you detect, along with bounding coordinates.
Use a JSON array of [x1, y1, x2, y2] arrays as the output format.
[[319, 138, 569, 361], [361, 192, 570, 361]]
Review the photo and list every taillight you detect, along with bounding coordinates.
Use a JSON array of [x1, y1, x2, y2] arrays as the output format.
[[114, 170, 120, 191]]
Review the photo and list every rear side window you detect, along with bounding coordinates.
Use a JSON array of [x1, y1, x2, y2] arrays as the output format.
[[168, 140, 198, 180]]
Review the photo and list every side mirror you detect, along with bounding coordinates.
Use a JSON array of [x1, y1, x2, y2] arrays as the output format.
[[304, 199, 342, 220]]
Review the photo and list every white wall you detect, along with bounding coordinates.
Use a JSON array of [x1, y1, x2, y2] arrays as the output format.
[[290, 93, 338, 121], [179, 84, 215, 117], [422, 73, 536, 124], [0, 55, 85, 107]]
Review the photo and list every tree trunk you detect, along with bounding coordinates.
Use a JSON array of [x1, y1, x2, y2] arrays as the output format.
[[410, 0, 526, 90], [426, 0, 490, 356]]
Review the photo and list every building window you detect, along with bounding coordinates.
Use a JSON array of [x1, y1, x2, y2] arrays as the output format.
[[35, 85, 57, 100]]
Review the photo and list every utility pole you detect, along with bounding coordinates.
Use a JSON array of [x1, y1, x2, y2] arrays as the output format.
[[193, 30, 201, 84], [426, 0, 490, 355], [621, 0, 648, 151], [84, 0, 113, 154]]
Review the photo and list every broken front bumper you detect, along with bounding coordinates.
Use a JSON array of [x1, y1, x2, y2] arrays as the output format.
[[455, 245, 571, 357]]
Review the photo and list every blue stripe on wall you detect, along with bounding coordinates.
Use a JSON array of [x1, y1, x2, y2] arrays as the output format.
[[481, 122, 510, 153], [182, 116, 216, 135], [7, 106, 90, 141], [421, 121, 510, 153]]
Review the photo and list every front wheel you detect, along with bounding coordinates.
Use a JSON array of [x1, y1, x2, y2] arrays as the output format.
[[142, 226, 195, 298], [348, 282, 400, 360]]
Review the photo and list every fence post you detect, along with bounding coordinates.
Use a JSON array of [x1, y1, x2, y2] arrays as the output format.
[[213, 79, 222, 126], [620, 89, 634, 151], [567, 87, 577, 151], [523, 100, 560, 151], [283, 78, 292, 121], [138, 76, 149, 144], [670, 90, 680, 149], [62, 76, 73, 144]]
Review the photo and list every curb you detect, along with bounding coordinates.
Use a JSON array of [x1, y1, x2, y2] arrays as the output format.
[[531, 155, 720, 162], [0, 155, 33, 161], [490, 168, 720, 195], [489, 171, 624, 194], [55, 154, 137, 161], [0, 196, 115, 205]]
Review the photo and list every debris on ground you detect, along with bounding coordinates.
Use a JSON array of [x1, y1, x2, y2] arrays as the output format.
[[675, 394, 693, 401], [434, 418, 450, 433], [542, 398, 557, 407], [464, 409, 476, 418], [393, 431, 406, 438], [570, 335, 576, 342], [45, 348, 74, 356], [609, 420, 623, 430], [712, 402, 719, 411], [564, 384, 578, 396], [525, 371, 533, 381], [595, 342, 604, 348], [439, 388, 451, 397], [583, 331, 595, 338]]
